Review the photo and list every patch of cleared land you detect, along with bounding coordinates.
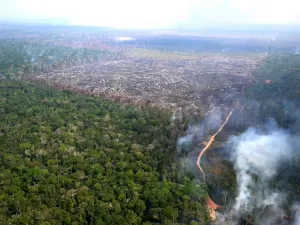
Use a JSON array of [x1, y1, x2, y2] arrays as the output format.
[[32, 53, 263, 116], [128, 48, 266, 60], [128, 48, 204, 60]]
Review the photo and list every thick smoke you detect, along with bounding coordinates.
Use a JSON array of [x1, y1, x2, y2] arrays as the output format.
[[221, 120, 300, 224], [293, 207, 300, 225], [178, 105, 300, 224], [291, 204, 300, 225], [230, 121, 292, 213]]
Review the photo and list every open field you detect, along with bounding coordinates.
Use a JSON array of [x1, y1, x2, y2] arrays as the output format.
[[128, 48, 267, 60], [32, 53, 263, 117], [127, 48, 203, 60]]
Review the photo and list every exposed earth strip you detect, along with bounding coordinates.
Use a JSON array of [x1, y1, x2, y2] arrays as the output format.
[[197, 108, 234, 220]]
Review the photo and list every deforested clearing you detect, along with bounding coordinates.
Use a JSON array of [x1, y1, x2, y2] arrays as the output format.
[[32, 53, 263, 116]]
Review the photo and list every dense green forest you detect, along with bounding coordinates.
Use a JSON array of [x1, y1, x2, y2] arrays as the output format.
[[0, 81, 210, 224], [243, 53, 300, 127], [252, 53, 300, 81]]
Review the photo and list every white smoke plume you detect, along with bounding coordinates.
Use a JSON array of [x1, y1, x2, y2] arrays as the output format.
[[230, 123, 292, 213], [178, 105, 300, 224], [221, 120, 300, 224], [293, 206, 300, 225]]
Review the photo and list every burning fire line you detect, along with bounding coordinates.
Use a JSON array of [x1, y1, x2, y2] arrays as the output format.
[[197, 108, 234, 220]]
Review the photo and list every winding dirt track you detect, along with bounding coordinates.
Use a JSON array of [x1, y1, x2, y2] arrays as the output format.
[[197, 108, 234, 220]]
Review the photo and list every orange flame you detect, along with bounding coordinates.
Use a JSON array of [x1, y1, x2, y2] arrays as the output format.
[[265, 80, 272, 84], [197, 108, 234, 220]]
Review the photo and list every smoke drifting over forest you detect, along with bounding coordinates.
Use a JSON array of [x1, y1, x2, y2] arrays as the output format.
[[177, 107, 224, 148], [178, 105, 300, 224], [210, 117, 300, 225]]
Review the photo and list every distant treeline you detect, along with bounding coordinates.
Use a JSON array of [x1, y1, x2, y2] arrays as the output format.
[[242, 53, 300, 128], [118, 37, 298, 54], [0, 40, 111, 79]]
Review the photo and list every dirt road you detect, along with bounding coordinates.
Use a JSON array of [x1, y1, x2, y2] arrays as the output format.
[[197, 108, 234, 220]]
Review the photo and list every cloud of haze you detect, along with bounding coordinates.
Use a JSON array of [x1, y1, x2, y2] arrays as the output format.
[[0, 0, 300, 28]]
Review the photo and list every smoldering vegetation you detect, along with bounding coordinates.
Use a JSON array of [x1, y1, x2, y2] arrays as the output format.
[[177, 106, 237, 201], [177, 107, 225, 149], [177, 52, 300, 224], [215, 120, 300, 225], [178, 106, 300, 225]]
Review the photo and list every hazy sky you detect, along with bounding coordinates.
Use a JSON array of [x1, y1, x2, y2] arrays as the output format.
[[0, 0, 300, 28]]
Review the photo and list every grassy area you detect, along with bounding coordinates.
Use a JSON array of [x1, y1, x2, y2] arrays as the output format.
[[128, 48, 202, 60], [128, 48, 266, 60]]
